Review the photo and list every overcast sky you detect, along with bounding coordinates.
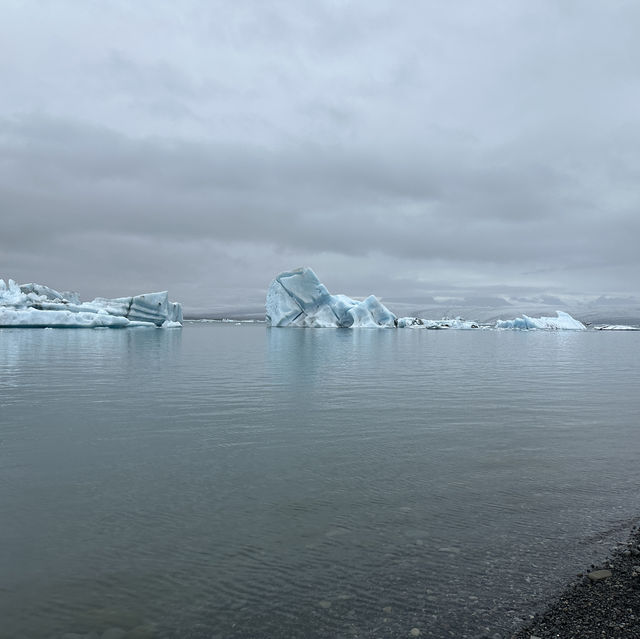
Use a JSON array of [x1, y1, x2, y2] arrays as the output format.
[[2, 0, 639, 313]]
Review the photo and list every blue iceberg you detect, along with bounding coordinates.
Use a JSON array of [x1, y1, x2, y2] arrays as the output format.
[[266, 268, 396, 328]]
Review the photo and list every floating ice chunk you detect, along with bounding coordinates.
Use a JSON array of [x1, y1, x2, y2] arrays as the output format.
[[266, 267, 396, 328], [443, 318, 481, 330], [0, 278, 183, 328], [593, 324, 640, 331], [396, 316, 480, 329], [161, 320, 183, 328], [396, 317, 425, 328], [495, 311, 585, 330]]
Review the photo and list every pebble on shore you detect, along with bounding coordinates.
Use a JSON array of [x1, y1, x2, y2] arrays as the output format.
[[512, 526, 640, 639]]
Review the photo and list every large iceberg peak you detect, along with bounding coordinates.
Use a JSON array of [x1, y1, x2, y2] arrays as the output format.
[[266, 267, 397, 328]]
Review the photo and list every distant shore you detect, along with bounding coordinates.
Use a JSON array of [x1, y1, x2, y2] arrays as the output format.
[[512, 525, 640, 638]]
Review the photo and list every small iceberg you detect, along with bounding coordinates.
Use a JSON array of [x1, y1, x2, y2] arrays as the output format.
[[593, 324, 640, 331], [396, 317, 480, 330], [495, 311, 585, 331], [266, 267, 396, 328], [0, 279, 183, 328]]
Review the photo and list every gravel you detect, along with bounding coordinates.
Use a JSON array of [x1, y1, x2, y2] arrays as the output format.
[[511, 526, 640, 638]]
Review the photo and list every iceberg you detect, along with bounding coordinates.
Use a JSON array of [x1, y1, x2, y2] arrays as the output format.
[[495, 311, 585, 331], [266, 268, 396, 328], [0, 279, 183, 328], [265, 269, 590, 332]]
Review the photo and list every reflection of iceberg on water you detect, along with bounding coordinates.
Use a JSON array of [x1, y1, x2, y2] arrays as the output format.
[[266, 267, 587, 331], [0, 279, 183, 328], [266, 267, 396, 328]]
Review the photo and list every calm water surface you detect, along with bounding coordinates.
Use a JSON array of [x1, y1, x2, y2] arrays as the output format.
[[1, 324, 640, 638]]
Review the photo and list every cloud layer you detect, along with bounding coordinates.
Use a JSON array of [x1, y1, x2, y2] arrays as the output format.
[[2, 1, 639, 313]]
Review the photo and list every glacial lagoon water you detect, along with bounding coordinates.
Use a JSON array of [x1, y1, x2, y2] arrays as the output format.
[[1, 323, 640, 638]]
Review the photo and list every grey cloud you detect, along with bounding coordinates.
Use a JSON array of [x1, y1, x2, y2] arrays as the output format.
[[2, 112, 639, 278], [1, 1, 640, 311]]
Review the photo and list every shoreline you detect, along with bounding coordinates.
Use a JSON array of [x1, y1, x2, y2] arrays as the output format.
[[511, 525, 640, 638]]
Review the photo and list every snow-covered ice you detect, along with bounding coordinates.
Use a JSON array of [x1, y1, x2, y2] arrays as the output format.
[[495, 311, 585, 331], [266, 267, 396, 328], [0, 279, 183, 328]]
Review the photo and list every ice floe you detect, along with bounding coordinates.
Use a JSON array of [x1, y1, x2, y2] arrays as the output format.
[[494, 311, 586, 331], [0, 279, 182, 328], [593, 324, 639, 331], [396, 317, 480, 330]]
